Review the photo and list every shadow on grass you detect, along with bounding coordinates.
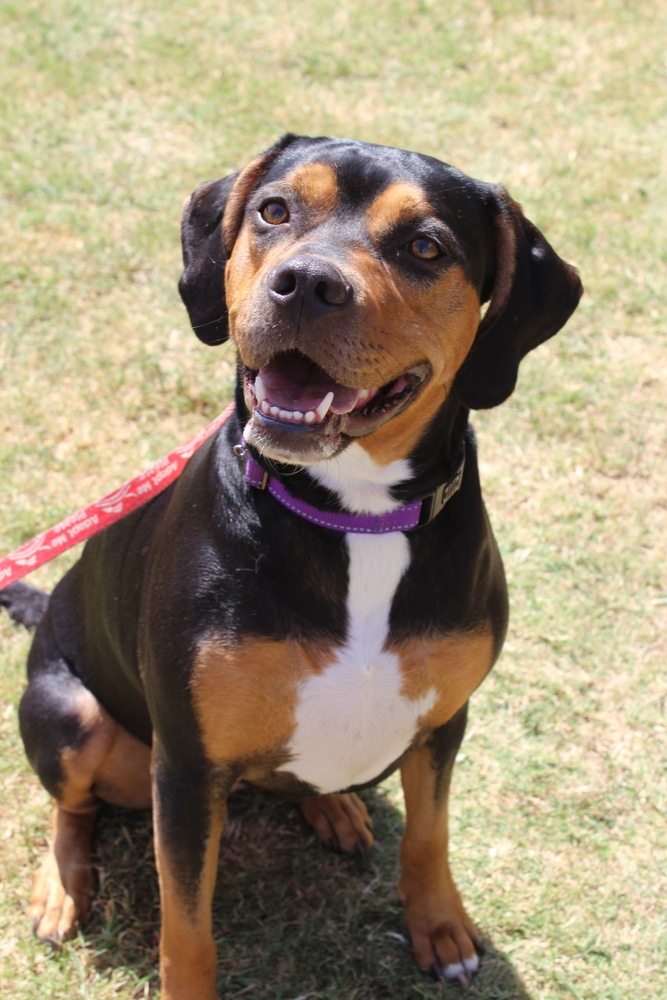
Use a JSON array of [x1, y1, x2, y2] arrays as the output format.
[[84, 785, 533, 1000]]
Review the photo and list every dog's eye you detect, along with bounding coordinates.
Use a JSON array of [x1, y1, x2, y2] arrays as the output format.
[[260, 200, 290, 225], [406, 236, 441, 260]]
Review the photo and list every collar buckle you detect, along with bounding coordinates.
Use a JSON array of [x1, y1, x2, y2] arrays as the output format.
[[238, 445, 269, 489], [414, 447, 466, 529]]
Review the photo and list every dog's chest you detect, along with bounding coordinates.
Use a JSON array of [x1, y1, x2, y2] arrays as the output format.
[[279, 450, 437, 794]]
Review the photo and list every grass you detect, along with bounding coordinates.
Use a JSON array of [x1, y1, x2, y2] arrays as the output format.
[[1, 0, 666, 997]]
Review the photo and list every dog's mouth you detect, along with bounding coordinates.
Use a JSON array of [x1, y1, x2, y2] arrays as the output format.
[[241, 351, 429, 462]]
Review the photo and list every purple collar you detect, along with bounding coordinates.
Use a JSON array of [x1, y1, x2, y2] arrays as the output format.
[[239, 445, 465, 534]]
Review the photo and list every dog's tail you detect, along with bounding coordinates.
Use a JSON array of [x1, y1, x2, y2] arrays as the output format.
[[0, 582, 49, 629]]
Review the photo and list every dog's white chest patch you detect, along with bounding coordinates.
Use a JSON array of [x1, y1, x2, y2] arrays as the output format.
[[280, 447, 437, 794]]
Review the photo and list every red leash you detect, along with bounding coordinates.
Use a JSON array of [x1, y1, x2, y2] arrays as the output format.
[[0, 404, 235, 589]]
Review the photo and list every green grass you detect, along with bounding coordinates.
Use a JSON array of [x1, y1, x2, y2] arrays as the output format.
[[1, 0, 666, 997]]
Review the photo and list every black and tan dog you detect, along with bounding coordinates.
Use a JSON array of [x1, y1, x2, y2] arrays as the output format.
[[4, 134, 582, 998]]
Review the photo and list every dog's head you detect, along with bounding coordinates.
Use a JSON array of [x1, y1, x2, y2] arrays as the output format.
[[180, 135, 582, 464]]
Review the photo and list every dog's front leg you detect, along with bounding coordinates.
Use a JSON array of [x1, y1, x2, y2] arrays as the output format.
[[398, 705, 483, 985], [152, 749, 227, 1000]]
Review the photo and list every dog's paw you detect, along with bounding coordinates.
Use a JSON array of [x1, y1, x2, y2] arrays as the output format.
[[29, 847, 95, 944], [300, 792, 374, 856], [399, 884, 483, 986]]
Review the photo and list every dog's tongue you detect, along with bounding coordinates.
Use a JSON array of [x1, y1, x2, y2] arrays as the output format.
[[257, 353, 362, 414]]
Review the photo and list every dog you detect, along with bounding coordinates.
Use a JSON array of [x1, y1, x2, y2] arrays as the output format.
[[4, 134, 582, 998]]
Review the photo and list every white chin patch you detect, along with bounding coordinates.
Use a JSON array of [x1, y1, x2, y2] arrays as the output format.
[[242, 413, 339, 464]]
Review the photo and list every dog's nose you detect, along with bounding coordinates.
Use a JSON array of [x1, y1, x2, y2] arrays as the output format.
[[268, 257, 352, 318]]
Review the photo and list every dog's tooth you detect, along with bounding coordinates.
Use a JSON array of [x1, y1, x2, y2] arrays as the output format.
[[293, 411, 303, 422], [305, 411, 316, 424], [279, 409, 291, 420], [255, 374, 267, 404], [260, 400, 271, 414], [270, 405, 280, 417], [315, 391, 334, 422]]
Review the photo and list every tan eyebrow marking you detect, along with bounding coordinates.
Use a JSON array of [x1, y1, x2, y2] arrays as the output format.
[[366, 182, 435, 241], [283, 161, 339, 217]]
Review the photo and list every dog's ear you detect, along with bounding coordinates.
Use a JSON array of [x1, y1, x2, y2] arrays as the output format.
[[179, 134, 300, 345], [454, 186, 583, 409], [178, 173, 238, 345]]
